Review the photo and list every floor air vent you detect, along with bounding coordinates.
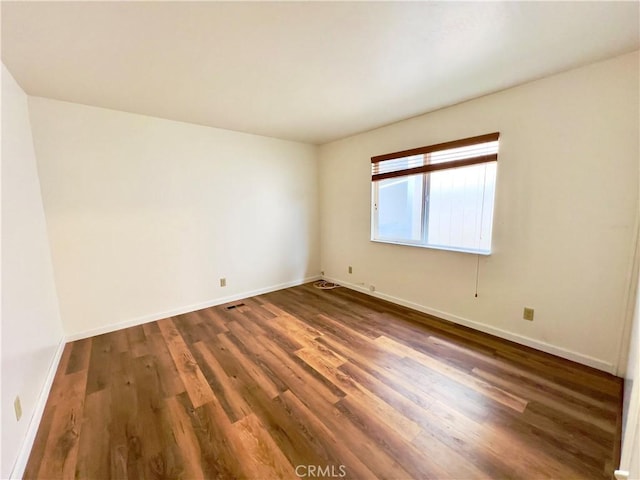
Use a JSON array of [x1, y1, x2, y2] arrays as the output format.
[[225, 303, 245, 310]]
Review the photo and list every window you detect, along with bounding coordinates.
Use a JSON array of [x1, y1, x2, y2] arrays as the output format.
[[371, 132, 499, 254]]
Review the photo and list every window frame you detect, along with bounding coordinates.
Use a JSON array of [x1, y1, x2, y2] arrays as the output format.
[[370, 132, 499, 255]]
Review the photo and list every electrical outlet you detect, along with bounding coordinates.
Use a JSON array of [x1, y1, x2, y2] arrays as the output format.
[[14, 396, 22, 421], [348, 266, 353, 274], [369, 285, 376, 292], [523, 307, 534, 321], [220, 278, 226, 287], [321, 270, 325, 276]]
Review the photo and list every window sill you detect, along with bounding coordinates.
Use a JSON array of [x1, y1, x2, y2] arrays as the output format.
[[370, 238, 492, 256]]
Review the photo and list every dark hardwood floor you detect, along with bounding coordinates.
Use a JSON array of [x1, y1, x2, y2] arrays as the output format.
[[24, 283, 622, 479]]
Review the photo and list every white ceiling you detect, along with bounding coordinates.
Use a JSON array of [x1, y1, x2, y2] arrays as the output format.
[[2, 1, 639, 145]]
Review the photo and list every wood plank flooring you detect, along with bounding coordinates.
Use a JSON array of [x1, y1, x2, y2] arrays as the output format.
[[24, 283, 623, 479]]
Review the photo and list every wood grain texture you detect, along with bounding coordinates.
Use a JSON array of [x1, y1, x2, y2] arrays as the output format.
[[25, 283, 622, 479]]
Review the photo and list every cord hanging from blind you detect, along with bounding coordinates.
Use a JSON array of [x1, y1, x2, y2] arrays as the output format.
[[475, 254, 481, 298], [371, 132, 500, 182]]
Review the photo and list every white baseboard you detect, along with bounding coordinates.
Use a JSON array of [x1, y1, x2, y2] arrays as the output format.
[[324, 276, 616, 374], [10, 336, 67, 479], [65, 275, 321, 342]]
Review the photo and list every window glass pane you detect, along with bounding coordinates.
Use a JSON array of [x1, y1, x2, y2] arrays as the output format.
[[376, 174, 424, 242], [427, 162, 496, 252]]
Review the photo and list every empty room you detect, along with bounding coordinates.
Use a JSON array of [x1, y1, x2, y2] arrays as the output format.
[[2, 1, 639, 479]]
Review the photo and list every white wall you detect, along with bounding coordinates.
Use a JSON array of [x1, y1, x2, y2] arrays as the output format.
[[319, 51, 639, 372], [1, 65, 65, 478], [27, 97, 319, 337]]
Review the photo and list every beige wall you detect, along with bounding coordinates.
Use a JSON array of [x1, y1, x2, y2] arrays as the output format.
[[1, 65, 65, 478], [319, 51, 639, 372], [28, 97, 320, 337]]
